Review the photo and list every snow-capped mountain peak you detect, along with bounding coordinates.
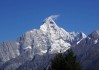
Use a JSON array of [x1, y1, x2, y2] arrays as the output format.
[[40, 15, 59, 33], [0, 15, 87, 70], [18, 16, 87, 55], [80, 32, 87, 38]]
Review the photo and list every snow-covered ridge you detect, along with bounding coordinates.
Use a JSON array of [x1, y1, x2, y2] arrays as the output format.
[[18, 15, 86, 55], [0, 15, 87, 70]]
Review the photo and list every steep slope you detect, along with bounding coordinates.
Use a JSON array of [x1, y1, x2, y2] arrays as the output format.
[[0, 16, 86, 70], [18, 16, 86, 55], [73, 30, 99, 70], [0, 41, 19, 67]]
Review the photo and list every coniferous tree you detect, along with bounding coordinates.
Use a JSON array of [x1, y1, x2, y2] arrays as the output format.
[[48, 49, 82, 70]]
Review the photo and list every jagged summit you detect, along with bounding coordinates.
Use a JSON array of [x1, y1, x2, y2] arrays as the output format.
[[89, 30, 99, 39], [44, 15, 56, 24], [19, 16, 87, 54], [40, 15, 59, 32], [73, 30, 99, 70], [0, 16, 87, 70]]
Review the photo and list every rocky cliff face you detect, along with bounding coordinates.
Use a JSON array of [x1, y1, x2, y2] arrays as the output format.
[[0, 41, 19, 66], [0, 16, 86, 70], [73, 30, 99, 70]]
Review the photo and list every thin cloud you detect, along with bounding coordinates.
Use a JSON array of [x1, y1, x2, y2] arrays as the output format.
[[50, 15, 60, 20]]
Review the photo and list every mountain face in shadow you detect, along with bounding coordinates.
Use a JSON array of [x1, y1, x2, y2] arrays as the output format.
[[73, 30, 99, 70]]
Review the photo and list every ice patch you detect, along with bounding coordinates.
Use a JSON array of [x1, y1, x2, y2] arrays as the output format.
[[24, 46, 32, 49], [77, 41, 80, 44], [77, 39, 83, 44], [41, 50, 47, 53], [88, 37, 91, 40], [94, 39, 98, 44]]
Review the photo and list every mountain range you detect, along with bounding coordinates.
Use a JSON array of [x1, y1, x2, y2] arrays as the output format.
[[73, 30, 99, 70], [0, 16, 98, 70]]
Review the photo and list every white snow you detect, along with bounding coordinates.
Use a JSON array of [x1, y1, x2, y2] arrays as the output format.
[[15, 15, 87, 70], [16, 50, 20, 56], [77, 41, 80, 44], [24, 46, 32, 49], [88, 37, 91, 40], [30, 30, 33, 33], [20, 15, 86, 56], [41, 50, 47, 53], [16, 42, 20, 45], [33, 16, 87, 54], [77, 39, 83, 44], [40, 15, 59, 33], [94, 39, 98, 44], [81, 32, 87, 38]]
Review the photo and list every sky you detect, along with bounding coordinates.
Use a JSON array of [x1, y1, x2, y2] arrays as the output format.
[[0, 0, 99, 42]]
